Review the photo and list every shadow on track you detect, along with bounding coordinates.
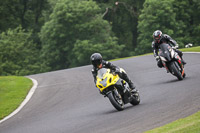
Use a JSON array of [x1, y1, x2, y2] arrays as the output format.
[[156, 76, 191, 85], [97, 104, 141, 115]]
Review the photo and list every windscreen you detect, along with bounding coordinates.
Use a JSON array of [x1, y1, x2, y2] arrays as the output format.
[[159, 43, 172, 61], [97, 68, 107, 79]]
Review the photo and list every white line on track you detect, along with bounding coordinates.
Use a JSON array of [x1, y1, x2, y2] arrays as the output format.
[[0, 77, 38, 124]]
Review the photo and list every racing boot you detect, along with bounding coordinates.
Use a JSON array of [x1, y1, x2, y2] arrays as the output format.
[[179, 53, 186, 65], [120, 71, 139, 93], [176, 49, 186, 65], [182, 59, 186, 65], [128, 80, 138, 94]]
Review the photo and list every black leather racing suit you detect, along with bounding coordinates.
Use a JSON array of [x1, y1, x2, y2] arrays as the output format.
[[152, 34, 183, 67], [91, 60, 135, 89]]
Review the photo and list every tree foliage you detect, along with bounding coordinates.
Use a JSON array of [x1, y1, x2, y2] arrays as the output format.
[[94, 0, 145, 56], [0, 0, 49, 32], [137, 0, 200, 54], [72, 37, 124, 67], [173, 0, 200, 46], [0, 0, 200, 75], [0, 27, 41, 75], [40, 0, 124, 70], [137, 0, 179, 54]]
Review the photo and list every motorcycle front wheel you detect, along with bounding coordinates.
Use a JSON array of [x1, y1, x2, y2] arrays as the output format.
[[130, 91, 140, 105], [107, 91, 124, 111], [169, 61, 183, 80]]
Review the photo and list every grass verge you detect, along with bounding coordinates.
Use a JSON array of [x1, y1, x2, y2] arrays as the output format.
[[145, 111, 200, 133], [0, 76, 33, 120], [181, 46, 200, 52], [110, 46, 200, 62]]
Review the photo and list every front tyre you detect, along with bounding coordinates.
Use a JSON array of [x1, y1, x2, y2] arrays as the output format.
[[169, 62, 183, 80], [107, 91, 124, 111], [183, 73, 186, 78], [130, 91, 140, 105]]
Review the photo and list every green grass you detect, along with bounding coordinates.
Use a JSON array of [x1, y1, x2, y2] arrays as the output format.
[[180, 46, 200, 52], [0, 76, 33, 120], [110, 46, 200, 62], [145, 111, 200, 133], [110, 53, 152, 61]]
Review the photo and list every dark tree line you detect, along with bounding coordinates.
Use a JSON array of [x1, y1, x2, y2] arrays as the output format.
[[0, 0, 199, 75]]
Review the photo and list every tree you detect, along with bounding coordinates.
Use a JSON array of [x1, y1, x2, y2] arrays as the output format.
[[136, 0, 181, 54], [0, 0, 20, 32], [0, 27, 41, 75], [40, 0, 124, 70], [192, 0, 200, 45], [0, 0, 49, 32], [173, 0, 200, 46], [95, 0, 145, 56], [71, 37, 124, 67]]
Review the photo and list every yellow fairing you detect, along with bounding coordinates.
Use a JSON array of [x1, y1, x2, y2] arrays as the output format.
[[96, 68, 120, 92]]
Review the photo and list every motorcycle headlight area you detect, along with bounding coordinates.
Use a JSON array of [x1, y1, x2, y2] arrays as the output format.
[[160, 56, 167, 62], [100, 77, 108, 87], [170, 49, 175, 58]]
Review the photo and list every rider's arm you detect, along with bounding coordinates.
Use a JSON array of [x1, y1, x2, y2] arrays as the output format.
[[91, 68, 97, 84], [164, 34, 178, 47], [152, 41, 158, 57], [103, 60, 119, 72]]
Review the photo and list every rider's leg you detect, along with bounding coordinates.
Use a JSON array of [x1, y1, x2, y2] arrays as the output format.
[[175, 49, 186, 65], [118, 71, 138, 92]]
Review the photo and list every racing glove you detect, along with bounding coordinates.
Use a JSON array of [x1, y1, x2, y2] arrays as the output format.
[[172, 45, 179, 49], [155, 56, 160, 61], [115, 67, 120, 74]]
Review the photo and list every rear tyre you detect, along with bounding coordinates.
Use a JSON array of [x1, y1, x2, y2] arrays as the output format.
[[169, 62, 183, 80], [107, 91, 124, 111]]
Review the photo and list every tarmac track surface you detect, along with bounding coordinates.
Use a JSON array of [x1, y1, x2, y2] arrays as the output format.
[[0, 53, 200, 133]]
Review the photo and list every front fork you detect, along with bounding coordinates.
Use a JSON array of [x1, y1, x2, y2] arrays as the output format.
[[175, 55, 185, 76]]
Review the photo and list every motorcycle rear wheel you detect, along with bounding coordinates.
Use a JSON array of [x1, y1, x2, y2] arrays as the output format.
[[107, 91, 124, 111]]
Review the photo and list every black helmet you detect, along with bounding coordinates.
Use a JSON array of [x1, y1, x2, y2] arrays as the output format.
[[90, 53, 102, 67], [153, 30, 162, 43]]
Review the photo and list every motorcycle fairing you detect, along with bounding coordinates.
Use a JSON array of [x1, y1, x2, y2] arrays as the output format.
[[159, 43, 172, 62], [158, 43, 185, 78], [100, 77, 108, 87], [96, 68, 131, 103], [96, 68, 120, 92]]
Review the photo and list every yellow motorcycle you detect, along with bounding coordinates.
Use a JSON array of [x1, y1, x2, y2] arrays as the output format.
[[96, 68, 140, 111]]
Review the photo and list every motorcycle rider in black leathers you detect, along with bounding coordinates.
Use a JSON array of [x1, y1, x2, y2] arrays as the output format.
[[152, 30, 186, 68], [90, 53, 138, 94]]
